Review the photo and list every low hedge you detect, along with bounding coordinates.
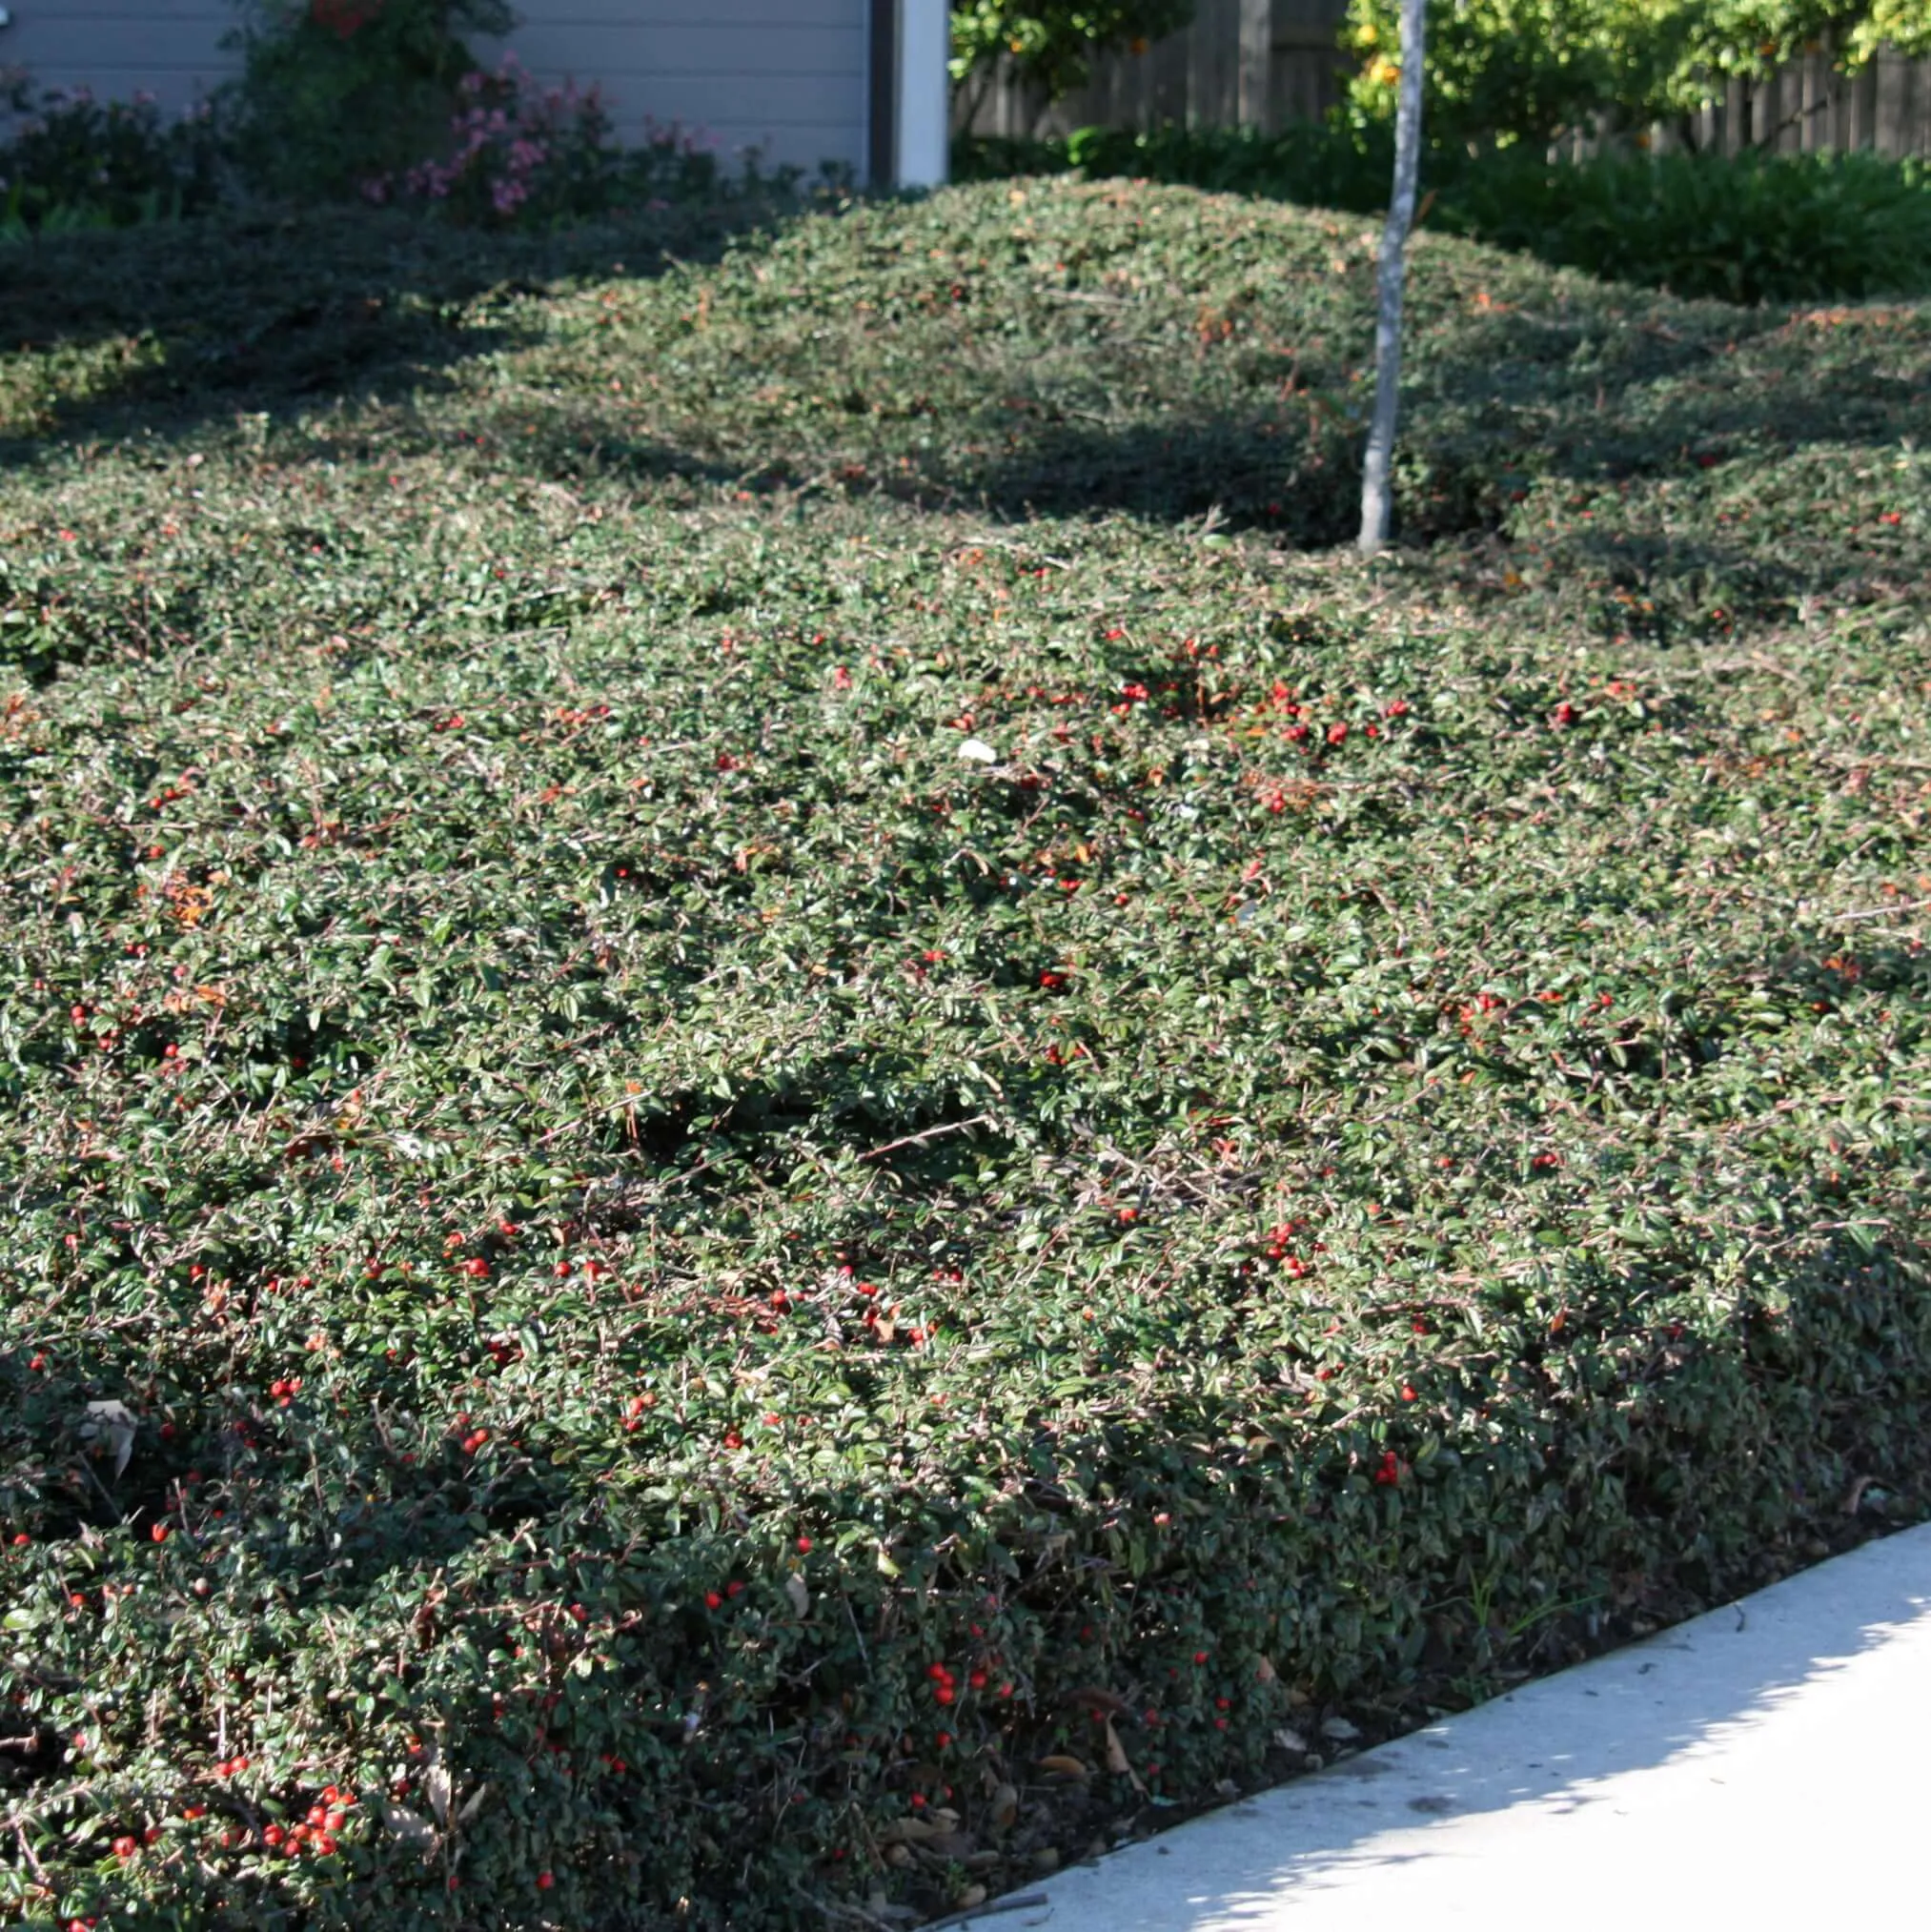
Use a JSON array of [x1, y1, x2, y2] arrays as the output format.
[[1, 179, 1928, 1928], [956, 124, 1931, 304]]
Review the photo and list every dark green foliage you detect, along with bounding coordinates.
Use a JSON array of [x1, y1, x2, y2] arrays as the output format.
[[0, 74, 231, 238], [956, 125, 1931, 304], [0, 178, 1927, 1928]]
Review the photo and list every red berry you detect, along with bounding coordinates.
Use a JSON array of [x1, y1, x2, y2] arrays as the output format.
[[112, 1836, 137, 1860], [538, 1873, 555, 1890], [151, 1522, 170, 1543]]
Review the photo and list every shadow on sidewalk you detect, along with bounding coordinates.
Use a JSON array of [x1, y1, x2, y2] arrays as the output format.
[[1032, 1524, 1931, 1928]]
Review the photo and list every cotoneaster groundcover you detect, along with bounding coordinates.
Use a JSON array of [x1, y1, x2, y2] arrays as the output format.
[[0, 178, 1928, 1928]]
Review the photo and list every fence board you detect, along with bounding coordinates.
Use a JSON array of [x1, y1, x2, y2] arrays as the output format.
[[1238, 0, 1272, 129], [1877, 49, 1907, 153]]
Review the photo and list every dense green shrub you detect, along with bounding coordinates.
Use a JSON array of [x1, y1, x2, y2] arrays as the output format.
[[959, 118, 1404, 201], [954, 122, 1931, 300], [1, 176, 1928, 1927], [1431, 145, 1931, 299]]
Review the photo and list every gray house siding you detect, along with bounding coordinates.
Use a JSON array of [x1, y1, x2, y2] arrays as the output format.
[[492, 5, 871, 177], [0, 2, 235, 116], [0, 1, 875, 178]]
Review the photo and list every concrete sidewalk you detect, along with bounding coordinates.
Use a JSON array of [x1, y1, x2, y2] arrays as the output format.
[[1010, 1524, 1931, 1930]]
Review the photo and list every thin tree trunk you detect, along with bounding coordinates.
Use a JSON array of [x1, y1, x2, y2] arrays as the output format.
[[1358, 0, 1429, 558]]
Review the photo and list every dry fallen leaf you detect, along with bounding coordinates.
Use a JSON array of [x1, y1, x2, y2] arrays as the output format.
[[876, 1816, 942, 1846], [1037, 1754, 1089, 1779], [1103, 1720, 1130, 1777], [383, 1802, 437, 1849], [78, 1401, 137, 1479], [784, 1572, 810, 1617]]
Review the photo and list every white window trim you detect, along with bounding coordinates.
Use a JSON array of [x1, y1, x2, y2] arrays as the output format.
[[894, 0, 949, 189]]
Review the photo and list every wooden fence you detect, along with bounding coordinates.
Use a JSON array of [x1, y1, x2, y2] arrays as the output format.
[[954, 0, 1931, 159]]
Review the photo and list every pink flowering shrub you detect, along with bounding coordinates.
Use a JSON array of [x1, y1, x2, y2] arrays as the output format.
[[222, 0, 516, 201], [364, 53, 729, 226]]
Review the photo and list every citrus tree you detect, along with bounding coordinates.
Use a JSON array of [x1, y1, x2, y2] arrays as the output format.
[[1342, 0, 1931, 152], [951, 1, 1198, 125]]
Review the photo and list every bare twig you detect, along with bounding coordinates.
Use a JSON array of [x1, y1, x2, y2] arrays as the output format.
[[1823, 898, 1931, 925], [857, 1114, 992, 1164], [790, 1886, 898, 1929]]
